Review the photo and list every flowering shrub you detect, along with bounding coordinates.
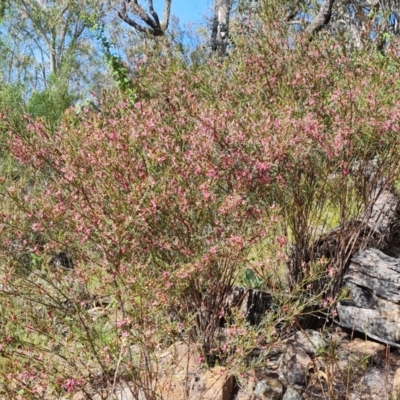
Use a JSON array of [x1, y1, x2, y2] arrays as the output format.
[[1, 11, 400, 397]]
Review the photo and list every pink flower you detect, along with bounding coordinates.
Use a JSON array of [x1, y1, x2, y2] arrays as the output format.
[[276, 236, 286, 247], [209, 246, 217, 255], [323, 296, 334, 308], [62, 377, 83, 393], [229, 235, 245, 250]]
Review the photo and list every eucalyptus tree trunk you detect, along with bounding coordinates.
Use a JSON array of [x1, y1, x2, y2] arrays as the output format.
[[211, 0, 231, 55]]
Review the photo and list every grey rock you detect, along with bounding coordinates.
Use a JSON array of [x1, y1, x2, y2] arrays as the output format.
[[290, 330, 326, 356], [279, 344, 312, 386], [337, 249, 400, 348], [253, 375, 283, 400], [283, 387, 303, 400], [361, 369, 389, 397]]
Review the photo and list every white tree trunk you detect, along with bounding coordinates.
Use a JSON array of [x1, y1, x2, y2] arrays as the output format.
[[211, 0, 231, 55]]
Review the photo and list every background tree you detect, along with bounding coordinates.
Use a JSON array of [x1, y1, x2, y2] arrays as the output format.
[[2, 0, 104, 92], [0, 0, 112, 129], [284, 0, 400, 48]]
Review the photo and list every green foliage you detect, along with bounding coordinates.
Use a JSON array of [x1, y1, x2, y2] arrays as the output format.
[[0, 0, 6, 20], [27, 75, 76, 130], [241, 268, 265, 290], [95, 24, 137, 100], [0, 84, 26, 138]]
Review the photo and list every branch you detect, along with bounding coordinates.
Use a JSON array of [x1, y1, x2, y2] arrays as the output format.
[[57, 7, 72, 58], [148, 0, 160, 27], [285, 2, 302, 22], [118, 1, 151, 34], [286, 8, 300, 22], [19, 0, 51, 48], [161, 0, 172, 31], [130, 1, 158, 32], [118, 0, 165, 36], [305, 0, 335, 36]]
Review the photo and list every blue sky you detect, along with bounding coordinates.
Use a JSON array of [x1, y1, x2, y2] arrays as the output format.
[[154, 0, 212, 26]]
